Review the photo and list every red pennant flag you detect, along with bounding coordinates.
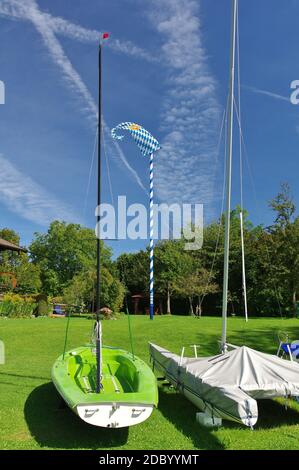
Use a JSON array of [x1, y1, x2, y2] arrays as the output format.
[[102, 32, 109, 40]]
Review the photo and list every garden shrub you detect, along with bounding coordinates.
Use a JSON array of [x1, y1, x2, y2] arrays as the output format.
[[0, 293, 37, 318]]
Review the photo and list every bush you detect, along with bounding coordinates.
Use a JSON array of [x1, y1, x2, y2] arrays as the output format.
[[0, 293, 37, 318]]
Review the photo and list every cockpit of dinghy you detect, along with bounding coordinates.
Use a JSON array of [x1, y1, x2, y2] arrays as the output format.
[[66, 349, 140, 394]]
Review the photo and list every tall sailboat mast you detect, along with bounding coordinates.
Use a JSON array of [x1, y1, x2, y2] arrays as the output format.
[[95, 42, 103, 393], [221, 0, 238, 352]]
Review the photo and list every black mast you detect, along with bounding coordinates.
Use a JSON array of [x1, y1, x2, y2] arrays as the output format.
[[95, 43, 102, 393]]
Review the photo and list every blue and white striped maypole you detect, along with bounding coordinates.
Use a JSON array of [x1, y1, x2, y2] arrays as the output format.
[[111, 122, 161, 320], [149, 152, 154, 320]]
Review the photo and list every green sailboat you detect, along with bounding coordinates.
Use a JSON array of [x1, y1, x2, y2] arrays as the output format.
[[52, 36, 158, 429], [52, 346, 157, 428]]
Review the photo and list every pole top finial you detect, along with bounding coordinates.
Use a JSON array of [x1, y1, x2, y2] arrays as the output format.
[[100, 32, 110, 45]]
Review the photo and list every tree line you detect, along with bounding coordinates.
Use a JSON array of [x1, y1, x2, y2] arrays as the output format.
[[0, 184, 298, 317]]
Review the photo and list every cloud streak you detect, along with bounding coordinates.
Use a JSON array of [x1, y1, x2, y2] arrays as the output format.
[[0, 0, 156, 63], [25, 0, 146, 190], [243, 85, 289, 102], [24, 0, 98, 123], [0, 0, 146, 210], [147, 0, 221, 213], [103, 123, 147, 192], [0, 0, 221, 220], [0, 154, 79, 225]]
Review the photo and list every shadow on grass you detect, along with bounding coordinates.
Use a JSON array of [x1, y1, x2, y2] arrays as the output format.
[[0, 372, 49, 381], [220, 398, 299, 432], [157, 387, 224, 450], [159, 385, 299, 446], [24, 382, 129, 449], [255, 399, 299, 429]]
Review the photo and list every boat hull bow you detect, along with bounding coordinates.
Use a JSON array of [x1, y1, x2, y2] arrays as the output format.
[[52, 346, 158, 428], [76, 402, 154, 428]]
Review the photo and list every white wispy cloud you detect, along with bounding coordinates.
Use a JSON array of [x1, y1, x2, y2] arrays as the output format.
[[25, 0, 146, 190], [147, 0, 221, 212], [23, 0, 98, 123], [23, 0, 100, 124], [243, 85, 289, 102], [47, 15, 157, 63], [0, 0, 146, 206], [0, 0, 221, 221], [0, 0, 156, 63], [0, 154, 79, 225]]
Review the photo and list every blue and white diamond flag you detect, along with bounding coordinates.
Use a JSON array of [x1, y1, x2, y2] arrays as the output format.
[[111, 122, 161, 157]]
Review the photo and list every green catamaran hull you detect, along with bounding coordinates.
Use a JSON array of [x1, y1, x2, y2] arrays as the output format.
[[52, 346, 158, 428]]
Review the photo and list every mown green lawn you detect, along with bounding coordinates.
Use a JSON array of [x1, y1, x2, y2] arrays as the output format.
[[0, 315, 299, 450]]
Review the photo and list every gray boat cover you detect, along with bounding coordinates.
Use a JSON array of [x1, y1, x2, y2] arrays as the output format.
[[149, 343, 299, 426]]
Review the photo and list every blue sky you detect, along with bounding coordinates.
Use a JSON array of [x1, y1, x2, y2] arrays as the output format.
[[0, 0, 299, 257]]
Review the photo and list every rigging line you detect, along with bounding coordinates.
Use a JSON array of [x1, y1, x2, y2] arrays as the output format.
[[125, 293, 135, 361], [235, 8, 248, 322], [199, 101, 228, 306], [83, 127, 98, 218], [102, 123, 115, 206], [236, 4, 244, 211], [233, 98, 256, 204], [233, 98, 283, 316], [199, 102, 228, 307], [102, 122, 135, 353], [89, 279, 97, 350], [62, 312, 71, 360], [119, 259, 135, 360]]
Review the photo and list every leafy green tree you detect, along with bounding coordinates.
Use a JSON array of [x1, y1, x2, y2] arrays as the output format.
[[63, 270, 95, 311], [116, 251, 148, 295], [269, 182, 295, 229], [30, 221, 111, 295], [0, 228, 19, 245], [15, 256, 41, 294], [284, 217, 299, 313], [241, 185, 299, 316], [63, 268, 125, 313], [0, 228, 41, 294], [175, 263, 218, 316], [155, 240, 189, 314], [191, 208, 254, 316], [99, 267, 125, 312], [267, 184, 299, 314], [0, 228, 21, 270]]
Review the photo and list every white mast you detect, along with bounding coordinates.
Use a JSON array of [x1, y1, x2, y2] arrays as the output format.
[[236, 3, 248, 323], [239, 212, 248, 321], [221, 0, 238, 352]]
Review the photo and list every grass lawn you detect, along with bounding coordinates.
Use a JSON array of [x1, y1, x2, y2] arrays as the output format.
[[0, 315, 299, 450]]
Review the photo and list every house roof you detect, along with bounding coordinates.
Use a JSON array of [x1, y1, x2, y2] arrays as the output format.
[[0, 238, 27, 253]]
